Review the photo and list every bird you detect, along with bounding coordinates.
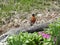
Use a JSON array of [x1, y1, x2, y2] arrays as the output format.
[[30, 14, 36, 26]]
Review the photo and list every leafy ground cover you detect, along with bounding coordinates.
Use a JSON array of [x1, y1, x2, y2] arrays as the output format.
[[45, 18, 60, 45], [7, 32, 53, 45]]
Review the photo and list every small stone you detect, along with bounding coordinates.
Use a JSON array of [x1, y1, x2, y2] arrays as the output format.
[[37, 14, 42, 17], [36, 21, 40, 24], [40, 20, 45, 24], [14, 19, 18, 23], [18, 19, 22, 23], [14, 23, 20, 28], [22, 19, 28, 23], [8, 22, 13, 28]]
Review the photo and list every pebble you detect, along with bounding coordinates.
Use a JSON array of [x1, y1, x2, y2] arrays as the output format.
[[0, 42, 7, 45], [37, 13, 42, 17]]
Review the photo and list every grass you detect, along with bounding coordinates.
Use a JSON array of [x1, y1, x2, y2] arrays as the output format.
[[0, 0, 52, 12], [0, 0, 59, 25]]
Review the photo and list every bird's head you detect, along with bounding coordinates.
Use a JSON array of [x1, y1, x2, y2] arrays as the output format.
[[32, 14, 35, 17]]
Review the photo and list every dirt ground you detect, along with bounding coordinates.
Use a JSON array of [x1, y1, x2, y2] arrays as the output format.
[[0, 9, 60, 35]]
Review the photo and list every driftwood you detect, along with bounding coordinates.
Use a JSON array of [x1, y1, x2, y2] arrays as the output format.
[[23, 23, 49, 33]]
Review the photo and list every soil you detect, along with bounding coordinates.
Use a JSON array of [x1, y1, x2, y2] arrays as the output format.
[[0, 9, 60, 35]]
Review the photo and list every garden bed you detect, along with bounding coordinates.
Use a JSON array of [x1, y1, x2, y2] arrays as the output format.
[[6, 18, 60, 45], [0, 18, 60, 45]]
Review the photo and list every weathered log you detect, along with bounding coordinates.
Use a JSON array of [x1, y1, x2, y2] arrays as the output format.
[[22, 22, 49, 33]]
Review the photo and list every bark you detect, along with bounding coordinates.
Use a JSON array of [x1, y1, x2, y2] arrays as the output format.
[[23, 22, 49, 33]]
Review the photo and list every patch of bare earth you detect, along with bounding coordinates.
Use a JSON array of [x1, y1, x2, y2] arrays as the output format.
[[0, 9, 60, 35]]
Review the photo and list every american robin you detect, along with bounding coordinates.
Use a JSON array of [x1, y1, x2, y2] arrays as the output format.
[[30, 14, 36, 26]]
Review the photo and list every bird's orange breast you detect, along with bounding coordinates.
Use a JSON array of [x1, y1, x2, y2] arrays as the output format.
[[31, 16, 36, 23]]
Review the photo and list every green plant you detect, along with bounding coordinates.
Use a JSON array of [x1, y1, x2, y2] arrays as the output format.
[[45, 18, 60, 45], [7, 32, 54, 45], [7, 32, 42, 45]]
